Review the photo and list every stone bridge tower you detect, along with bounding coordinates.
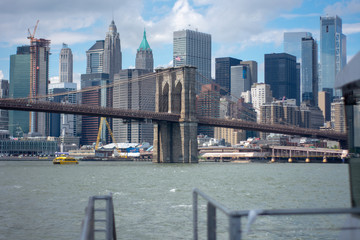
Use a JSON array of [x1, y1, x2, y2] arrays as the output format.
[[153, 66, 198, 163]]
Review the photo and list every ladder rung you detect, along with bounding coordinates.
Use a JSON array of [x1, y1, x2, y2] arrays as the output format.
[[94, 229, 106, 232], [94, 208, 106, 211], [95, 219, 106, 222]]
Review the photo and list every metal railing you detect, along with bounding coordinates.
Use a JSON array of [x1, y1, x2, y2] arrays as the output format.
[[193, 188, 360, 240], [80, 194, 117, 240]]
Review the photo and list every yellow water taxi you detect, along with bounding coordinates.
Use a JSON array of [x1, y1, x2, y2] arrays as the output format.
[[53, 154, 78, 165]]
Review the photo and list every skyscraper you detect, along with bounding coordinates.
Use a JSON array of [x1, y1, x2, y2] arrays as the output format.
[[173, 29, 211, 93], [29, 38, 51, 136], [80, 73, 110, 146], [301, 37, 318, 105], [215, 57, 241, 95], [86, 40, 105, 74], [104, 20, 122, 80], [284, 32, 312, 61], [196, 83, 220, 137], [9, 46, 30, 136], [48, 82, 78, 137], [59, 43, 73, 83], [318, 90, 331, 122], [265, 53, 299, 105], [136, 29, 153, 72], [0, 79, 9, 131], [113, 69, 155, 143], [86, 20, 122, 77], [331, 99, 346, 133], [81, 20, 122, 145], [231, 65, 251, 101], [241, 61, 258, 87], [284, 32, 313, 105], [320, 15, 346, 98], [251, 83, 273, 111]]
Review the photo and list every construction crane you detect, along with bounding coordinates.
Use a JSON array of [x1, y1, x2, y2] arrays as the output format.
[[27, 20, 39, 41], [95, 117, 125, 157], [27, 20, 39, 133]]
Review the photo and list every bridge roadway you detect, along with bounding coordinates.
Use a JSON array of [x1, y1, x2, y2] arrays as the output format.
[[0, 98, 346, 141]]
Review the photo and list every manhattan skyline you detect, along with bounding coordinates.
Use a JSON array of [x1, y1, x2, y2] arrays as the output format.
[[0, 0, 359, 84]]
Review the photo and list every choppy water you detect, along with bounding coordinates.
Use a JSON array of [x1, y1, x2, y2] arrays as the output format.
[[0, 161, 351, 239]]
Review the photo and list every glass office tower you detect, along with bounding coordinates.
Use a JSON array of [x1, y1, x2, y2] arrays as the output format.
[[265, 53, 299, 105], [301, 37, 318, 105], [173, 29, 211, 94], [231, 65, 251, 102], [320, 15, 346, 98], [215, 57, 241, 96], [284, 32, 312, 61], [9, 46, 31, 136]]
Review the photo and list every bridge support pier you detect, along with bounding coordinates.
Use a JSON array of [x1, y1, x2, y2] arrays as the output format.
[[152, 66, 198, 163]]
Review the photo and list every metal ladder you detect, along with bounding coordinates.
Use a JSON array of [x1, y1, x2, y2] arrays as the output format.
[[80, 194, 117, 240]]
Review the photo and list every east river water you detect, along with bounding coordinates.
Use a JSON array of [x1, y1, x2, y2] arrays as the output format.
[[0, 161, 351, 239]]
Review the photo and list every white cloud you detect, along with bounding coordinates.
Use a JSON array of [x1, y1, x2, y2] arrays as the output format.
[[324, 0, 360, 16], [343, 23, 360, 35], [48, 32, 101, 46], [245, 30, 285, 47], [0, 0, 143, 48], [155, 60, 173, 69], [200, 0, 301, 43], [0, 70, 3, 80], [138, 0, 303, 53], [0, 0, 304, 52], [280, 13, 320, 19]]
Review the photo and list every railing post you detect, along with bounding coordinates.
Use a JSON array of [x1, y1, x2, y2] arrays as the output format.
[[110, 197, 117, 240], [106, 196, 114, 240], [207, 203, 216, 240], [193, 190, 198, 240], [229, 216, 241, 240]]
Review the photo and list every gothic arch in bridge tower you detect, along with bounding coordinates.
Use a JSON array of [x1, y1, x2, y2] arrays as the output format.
[[160, 82, 169, 113], [153, 66, 198, 163], [172, 81, 182, 114]]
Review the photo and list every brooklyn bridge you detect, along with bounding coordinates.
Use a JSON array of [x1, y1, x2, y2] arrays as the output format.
[[0, 66, 346, 163]]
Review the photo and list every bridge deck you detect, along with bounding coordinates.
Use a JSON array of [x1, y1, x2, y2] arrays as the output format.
[[0, 98, 347, 141]]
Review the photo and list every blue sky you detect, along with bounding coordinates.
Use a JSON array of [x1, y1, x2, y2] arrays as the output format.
[[0, 0, 359, 84]]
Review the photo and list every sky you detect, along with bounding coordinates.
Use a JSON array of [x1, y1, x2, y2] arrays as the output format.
[[0, 0, 359, 85]]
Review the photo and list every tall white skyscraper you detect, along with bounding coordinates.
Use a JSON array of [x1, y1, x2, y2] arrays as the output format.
[[59, 43, 73, 83], [86, 20, 122, 77], [251, 83, 273, 111], [320, 15, 346, 98], [173, 29, 211, 93], [104, 20, 122, 80], [251, 83, 273, 122]]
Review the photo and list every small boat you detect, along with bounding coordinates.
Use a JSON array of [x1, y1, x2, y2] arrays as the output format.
[[53, 154, 78, 165]]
